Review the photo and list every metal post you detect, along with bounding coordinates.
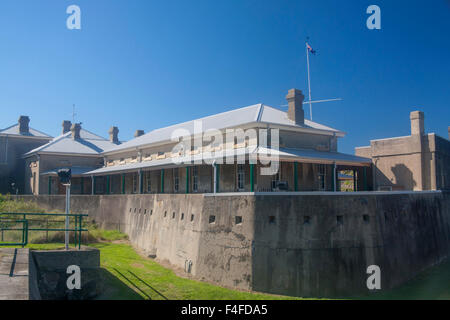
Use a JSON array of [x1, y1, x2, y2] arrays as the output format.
[[65, 184, 71, 250], [186, 167, 189, 194], [161, 169, 165, 193], [333, 162, 337, 192], [91, 175, 94, 195], [353, 169, 357, 192], [48, 176, 52, 195], [121, 173, 125, 194], [306, 42, 313, 120], [212, 162, 217, 194], [139, 170, 143, 194], [250, 163, 254, 192], [294, 162, 298, 191]]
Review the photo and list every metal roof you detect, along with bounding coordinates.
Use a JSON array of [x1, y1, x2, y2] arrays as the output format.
[[103, 104, 344, 154], [84, 146, 370, 176], [40, 166, 98, 176], [0, 124, 52, 138], [24, 129, 120, 156]]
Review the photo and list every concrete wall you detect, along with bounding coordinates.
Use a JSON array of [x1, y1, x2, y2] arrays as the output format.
[[15, 191, 450, 297]]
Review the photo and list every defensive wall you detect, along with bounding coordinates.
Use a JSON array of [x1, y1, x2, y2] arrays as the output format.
[[12, 191, 450, 297]]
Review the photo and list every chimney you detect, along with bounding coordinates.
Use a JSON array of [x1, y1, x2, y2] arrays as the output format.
[[18, 116, 30, 134], [410, 111, 424, 136], [70, 123, 81, 140], [109, 126, 119, 144], [134, 130, 145, 138], [286, 89, 305, 125], [62, 120, 72, 134]]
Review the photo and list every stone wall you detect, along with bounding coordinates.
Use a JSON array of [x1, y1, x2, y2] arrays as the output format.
[[14, 191, 450, 297]]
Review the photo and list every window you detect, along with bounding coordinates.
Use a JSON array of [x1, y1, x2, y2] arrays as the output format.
[[172, 212, 176, 219], [174, 168, 179, 192], [132, 173, 138, 193], [192, 166, 198, 192], [363, 215, 370, 223], [237, 164, 245, 190], [269, 216, 276, 224], [235, 216, 242, 225], [337, 215, 344, 225], [209, 215, 216, 224], [146, 172, 151, 193], [190, 214, 194, 222], [318, 164, 326, 191], [181, 213, 184, 220]]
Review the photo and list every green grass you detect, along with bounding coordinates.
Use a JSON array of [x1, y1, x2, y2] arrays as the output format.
[[26, 242, 303, 300]]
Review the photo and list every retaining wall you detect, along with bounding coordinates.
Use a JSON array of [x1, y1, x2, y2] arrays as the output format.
[[13, 191, 450, 297]]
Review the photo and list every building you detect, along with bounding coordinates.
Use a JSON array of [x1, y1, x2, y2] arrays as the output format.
[[23, 121, 122, 195], [355, 111, 450, 191], [84, 89, 371, 194], [0, 116, 53, 194]]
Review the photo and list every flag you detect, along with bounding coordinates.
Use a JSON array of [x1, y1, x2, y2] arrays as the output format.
[[306, 42, 316, 55]]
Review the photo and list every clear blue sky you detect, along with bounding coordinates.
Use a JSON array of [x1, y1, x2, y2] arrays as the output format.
[[1, 0, 449, 153]]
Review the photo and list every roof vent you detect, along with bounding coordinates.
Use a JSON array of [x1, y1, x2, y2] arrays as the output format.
[[62, 120, 72, 134], [286, 89, 305, 125], [70, 123, 81, 140], [18, 115, 30, 134], [109, 126, 119, 144], [134, 130, 145, 138]]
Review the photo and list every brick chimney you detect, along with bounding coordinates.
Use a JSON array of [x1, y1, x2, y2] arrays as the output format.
[[18, 116, 30, 134], [410, 111, 424, 136], [286, 89, 305, 125], [70, 123, 81, 140], [134, 130, 144, 138], [109, 126, 119, 144], [62, 120, 72, 134]]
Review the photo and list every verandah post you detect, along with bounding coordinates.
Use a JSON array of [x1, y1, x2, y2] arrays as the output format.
[[294, 162, 298, 191]]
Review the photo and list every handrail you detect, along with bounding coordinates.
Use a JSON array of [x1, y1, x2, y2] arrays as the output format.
[[0, 212, 88, 217], [0, 212, 88, 249]]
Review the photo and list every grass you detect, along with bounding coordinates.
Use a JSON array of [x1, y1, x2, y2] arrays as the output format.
[[26, 241, 303, 300]]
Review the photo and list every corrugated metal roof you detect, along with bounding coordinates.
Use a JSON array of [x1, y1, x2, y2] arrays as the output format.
[[25, 129, 120, 156], [0, 124, 52, 138], [104, 104, 344, 154], [84, 146, 370, 176], [260, 147, 372, 165], [40, 166, 98, 176]]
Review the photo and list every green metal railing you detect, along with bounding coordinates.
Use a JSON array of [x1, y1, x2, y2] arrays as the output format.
[[0, 212, 88, 249]]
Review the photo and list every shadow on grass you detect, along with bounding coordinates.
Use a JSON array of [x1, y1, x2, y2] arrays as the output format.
[[127, 270, 168, 300], [95, 268, 144, 300]]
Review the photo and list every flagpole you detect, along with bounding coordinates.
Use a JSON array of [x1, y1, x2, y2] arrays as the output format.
[[306, 42, 313, 120]]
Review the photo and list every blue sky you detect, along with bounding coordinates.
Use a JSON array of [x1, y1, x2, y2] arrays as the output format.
[[0, 0, 449, 153]]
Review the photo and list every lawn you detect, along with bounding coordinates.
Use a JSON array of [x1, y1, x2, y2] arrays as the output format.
[[27, 242, 303, 300]]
